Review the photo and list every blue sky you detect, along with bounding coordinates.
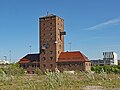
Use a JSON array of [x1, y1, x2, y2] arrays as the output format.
[[0, 0, 120, 62]]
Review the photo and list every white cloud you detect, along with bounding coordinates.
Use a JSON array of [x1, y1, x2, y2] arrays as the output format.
[[86, 17, 120, 30]]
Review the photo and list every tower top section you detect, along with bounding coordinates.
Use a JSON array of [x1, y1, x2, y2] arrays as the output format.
[[40, 14, 64, 21]]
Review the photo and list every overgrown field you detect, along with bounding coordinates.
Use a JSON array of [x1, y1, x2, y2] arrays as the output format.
[[0, 64, 120, 90]]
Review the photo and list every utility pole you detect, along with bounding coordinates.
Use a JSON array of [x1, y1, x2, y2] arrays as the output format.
[[29, 45, 32, 54], [68, 42, 72, 52], [9, 50, 11, 64]]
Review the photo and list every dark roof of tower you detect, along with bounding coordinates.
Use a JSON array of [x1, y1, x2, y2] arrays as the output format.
[[40, 14, 64, 21]]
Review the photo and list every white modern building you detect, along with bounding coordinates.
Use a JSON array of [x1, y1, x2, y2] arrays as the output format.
[[103, 52, 118, 65], [0, 60, 9, 64]]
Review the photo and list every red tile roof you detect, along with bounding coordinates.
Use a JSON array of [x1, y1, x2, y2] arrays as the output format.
[[18, 58, 30, 64], [18, 53, 40, 64], [57, 51, 89, 63]]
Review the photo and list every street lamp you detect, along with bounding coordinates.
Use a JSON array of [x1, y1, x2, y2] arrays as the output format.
[[68, 42, 72, 52], [29, 45, 32, 54], [9, 50, 11, 64]]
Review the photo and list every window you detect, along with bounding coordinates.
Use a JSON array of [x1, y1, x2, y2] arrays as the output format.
[[43, 23, 45, 25], [50, 33, 52, 35], [58, 23, 59, 25], [23, 64, 26, 68], [58, 51, 59, 54], [43, 34, 45, 36], [50, 38, 52, 41], [50, 57, 53, 60], [43, 64, 46, 67], [50, 22, 52, 25], [50, 51, 53, 54], [59, 44, 61, 49], [32, 64, 34, 67], [50, 28, 52, 30], [32, 71, 35, 74], [43, 51, 45, 54], [50, 64, 53, 67], [43, 57, 46, 60]]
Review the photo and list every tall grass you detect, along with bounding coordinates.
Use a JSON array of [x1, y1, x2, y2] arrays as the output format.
[[0, 65, 120, 90]]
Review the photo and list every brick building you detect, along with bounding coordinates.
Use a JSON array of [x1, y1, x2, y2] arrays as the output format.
[[40, 14, 66, 72], [18, 54, 40, 74], [57, 51, 91, 72], [19, 14, 91, 73]]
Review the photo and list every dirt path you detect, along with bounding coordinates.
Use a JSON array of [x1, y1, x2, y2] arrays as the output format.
[[82, 86, 120, 90]]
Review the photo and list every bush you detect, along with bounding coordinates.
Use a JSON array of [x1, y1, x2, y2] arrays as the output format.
[[3, 63, 25, 76], [91, 65, 120, 74]]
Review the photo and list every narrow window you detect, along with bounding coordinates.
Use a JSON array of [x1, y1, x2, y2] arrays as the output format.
[[50, 51, 53, 54], [50, 57, 53, 60], [50, 38, 52, 41], [32, 64, 34, 67], [43, 57, 46, 60], [43, 51, 45, 54], [43, 64, 46, 67], [50, 64, 53, 67]]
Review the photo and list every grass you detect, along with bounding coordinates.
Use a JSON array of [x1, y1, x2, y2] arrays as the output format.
[[0, 71, 120, 90]]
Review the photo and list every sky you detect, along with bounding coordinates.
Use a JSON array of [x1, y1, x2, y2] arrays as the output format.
[[0, 0, 120, 62]]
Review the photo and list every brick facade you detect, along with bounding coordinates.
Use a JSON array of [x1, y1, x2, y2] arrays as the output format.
[[40, 15, 65, 71]]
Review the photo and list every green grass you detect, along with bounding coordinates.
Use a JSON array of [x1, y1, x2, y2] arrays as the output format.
[[0, 71, 120, 90]]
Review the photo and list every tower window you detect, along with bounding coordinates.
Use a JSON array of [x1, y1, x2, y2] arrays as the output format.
[[43, 51, 45, 54], [58, 23, 59, 25], [44, 34, 45, 36], [50, 33, 52, 35], [50, 57, 53, 60], [59, 45, 61, 49], [50, 38, 52, 41], [50, 64, 53, 67], [43, 64, 46, 67], [58, 51, 59, 54], [50, 22, 52, 25], [43, 57, 46, 60], [50, 28, 52, 30], [50, 51, 53, 54], [43, 23, 45, 25]]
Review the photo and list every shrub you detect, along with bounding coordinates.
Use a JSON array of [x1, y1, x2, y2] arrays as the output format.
[[3, 63, 25, 76]]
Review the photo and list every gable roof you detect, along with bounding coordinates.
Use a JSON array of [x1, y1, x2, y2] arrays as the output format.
[[19, 53, 40, 64], [57, 51, 89, 63]]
